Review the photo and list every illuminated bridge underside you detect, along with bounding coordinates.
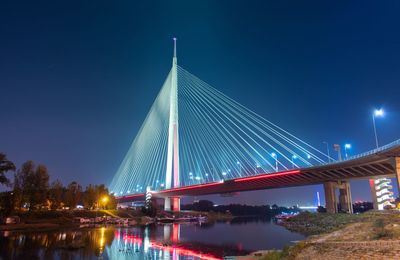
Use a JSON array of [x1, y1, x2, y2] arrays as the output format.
[[117, 144, 400, 203]]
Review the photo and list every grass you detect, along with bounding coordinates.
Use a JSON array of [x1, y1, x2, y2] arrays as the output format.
[[258, 242, 309, 260], [282, 211, 368, 235]]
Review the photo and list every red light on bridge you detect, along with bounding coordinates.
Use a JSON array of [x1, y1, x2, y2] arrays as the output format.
[[156, 182, 223, 193], [116, 193, 145, 199], [233, 170, 301, 183]]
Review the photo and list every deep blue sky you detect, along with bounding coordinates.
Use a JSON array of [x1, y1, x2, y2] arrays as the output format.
[[1, 1, 400, 206]]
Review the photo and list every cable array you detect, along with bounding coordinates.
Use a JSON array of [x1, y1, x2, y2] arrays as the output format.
[[110, 66, 332, 196]]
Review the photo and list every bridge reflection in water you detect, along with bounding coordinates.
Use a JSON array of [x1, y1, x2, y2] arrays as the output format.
[[0, 219, 304, 259], [111, 224, 231, 260]]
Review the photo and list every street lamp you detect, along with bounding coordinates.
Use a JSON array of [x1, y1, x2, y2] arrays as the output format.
[[372, 109, 384, 148], [255, 164, 261, 174], [322, 141, 331, 163], [101, 196, 108, 209], [271, 152, 278, 171], [291, 155, 297, 168], [236, 161, 241, 176], [344, 144, 351, 159]]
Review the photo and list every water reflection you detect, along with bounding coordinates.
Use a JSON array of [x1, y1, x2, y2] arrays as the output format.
[[0, 219, 304, 259]]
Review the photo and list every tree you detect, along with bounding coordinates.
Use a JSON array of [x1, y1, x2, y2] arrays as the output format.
[[48, 179, 64, 209], [83, 185, 97, 209], [0, 153, 16, 187], [14, 160, 36, 209], [64, 181, 82, 209], [14, 161, 49, 209], [193, 200, 214, 212], [31, 164, 49, 208]]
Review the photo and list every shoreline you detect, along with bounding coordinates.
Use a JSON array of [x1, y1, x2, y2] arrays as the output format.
[[244, 210, 400, 259], [0, 209, 234, 232]]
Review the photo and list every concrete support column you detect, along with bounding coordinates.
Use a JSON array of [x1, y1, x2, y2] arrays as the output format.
[[172, 197, 181, 212], [164, 197, 171, 211], [369, 179, 378, 210], [324, 181, 353, 213], [164, 197, 180, 211], [339, 181, 353, 213], [324, 182, 337, 213]]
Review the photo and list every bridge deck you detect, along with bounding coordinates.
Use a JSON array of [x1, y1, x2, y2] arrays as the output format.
[[117, 143, 400, 203]]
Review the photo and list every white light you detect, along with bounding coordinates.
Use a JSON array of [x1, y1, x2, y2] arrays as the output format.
[[222, 172, 227, 176], [236, 161, 240, 164], [374, 109, 384, 117], [345, 144, 351, 149], [160, 183, 164, 187], [189, 172, 193, 175], [271, 152, 277, 158], [307, 154, 311, 159], [127, 190, 130, 193], [292, 155, 297, 159], [195, 176, 201, 180], [228, 169, 231, 172], [205, 173, 209, 177]]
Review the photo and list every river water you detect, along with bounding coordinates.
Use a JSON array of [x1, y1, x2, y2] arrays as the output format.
[[0, 217, 304, 259]]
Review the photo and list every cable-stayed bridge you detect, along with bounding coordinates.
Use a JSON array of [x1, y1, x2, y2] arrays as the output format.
[[111, 40, 400, 213]]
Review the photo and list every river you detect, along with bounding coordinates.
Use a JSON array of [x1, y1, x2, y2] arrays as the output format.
[[0, 217, 305, 259]]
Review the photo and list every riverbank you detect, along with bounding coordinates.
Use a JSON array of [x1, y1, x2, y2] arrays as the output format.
[[249, 210, 400, 259], [0, 209, 232, 232]]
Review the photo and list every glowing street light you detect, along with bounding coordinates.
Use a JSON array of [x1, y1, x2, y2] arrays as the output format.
[[236, 161, 241, 175], [271, 152, 278, 171], [372, 109, 384, 148], [101, 196, 108, 209], [291, 155, 297, 168], [344, 143, 351, 159]]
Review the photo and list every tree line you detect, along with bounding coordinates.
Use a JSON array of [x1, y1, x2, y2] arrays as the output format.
[[181, 200, 301, 216], [0, 153, 116, 216]]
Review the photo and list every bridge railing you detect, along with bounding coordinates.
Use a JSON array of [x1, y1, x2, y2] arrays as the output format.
[[319, 138, 400, 166]]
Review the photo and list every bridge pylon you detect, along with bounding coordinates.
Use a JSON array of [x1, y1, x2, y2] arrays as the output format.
[[165, 38, 180, 211]]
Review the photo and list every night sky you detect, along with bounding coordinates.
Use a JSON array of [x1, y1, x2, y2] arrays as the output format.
[[2, 1, 400, 206]]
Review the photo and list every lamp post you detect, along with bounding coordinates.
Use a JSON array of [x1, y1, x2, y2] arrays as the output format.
[[236, 161, 241, 176], [255, 164, 261, 174], [271, 152, 278, 171], [344, 144, 351, 159], [102, 196, 108, 209], [322, 141, 331, 163], [291, 155, 297, 168], [372, 109, 384, 149]]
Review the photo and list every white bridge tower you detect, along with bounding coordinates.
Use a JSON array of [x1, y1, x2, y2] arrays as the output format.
[[164, 38, 180, 211]]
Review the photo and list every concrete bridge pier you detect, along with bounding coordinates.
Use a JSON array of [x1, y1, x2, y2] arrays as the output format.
[[172, 197, 181, 212], [164, 197, 181, 212], [324, 181, 353, 213]]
